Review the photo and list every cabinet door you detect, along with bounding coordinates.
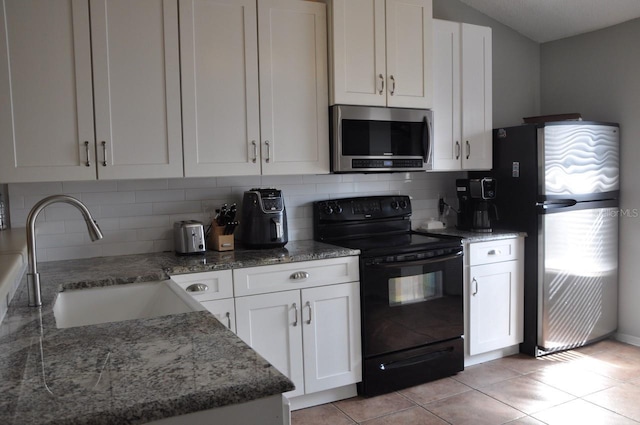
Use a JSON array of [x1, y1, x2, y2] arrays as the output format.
[[461, 23, 492, 170], [329, 0, 386, 106], [385, 0, 433, 108], [432, 19, 462, 171], [200, 298, 236, 334], [235, 290, 304, 397], [90, 0, 183, 179], [258, 0, 329, 175], [301, 282, 362, 394], [0, 0, 96, 182], [180, 0, 261, 177], [468, 260, 523, 355]]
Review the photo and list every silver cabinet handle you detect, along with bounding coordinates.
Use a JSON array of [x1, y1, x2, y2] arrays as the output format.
[[487, 249, 501, 256], [305, 301, 312, 325], [389, 75, 396, 95], [186, 283, 208, 292], [466, 140, 471, 159], [472, 277, 478, 296], [251, 140, 257, 163], [84, 141, 91, 167], [290, 271, 310, 280], [264, 140, 271, 163], [455, 141, 460, 160], [101, 141, 107, 166], [225, 311, 231, 329], [293, 302, 298, 327], [378, 73, 384, 95]]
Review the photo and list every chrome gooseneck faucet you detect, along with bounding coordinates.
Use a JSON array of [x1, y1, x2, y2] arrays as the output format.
[[26, 195, 103, 307]]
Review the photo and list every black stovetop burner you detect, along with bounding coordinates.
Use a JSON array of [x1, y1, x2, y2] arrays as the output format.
[[313, 195, 461, 255]]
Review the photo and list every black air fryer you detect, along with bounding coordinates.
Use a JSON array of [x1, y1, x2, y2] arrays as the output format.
[[241, 188, 288, 248]]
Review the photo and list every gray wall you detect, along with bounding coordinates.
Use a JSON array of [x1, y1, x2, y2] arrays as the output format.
[[541, 18, 640, 344], [433, 0, 541, 127]]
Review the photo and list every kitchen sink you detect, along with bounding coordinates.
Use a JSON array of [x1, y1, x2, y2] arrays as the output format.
[[53, 280, 202, 329]]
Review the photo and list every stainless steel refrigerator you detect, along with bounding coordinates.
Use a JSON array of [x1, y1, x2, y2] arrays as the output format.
[[487, 121, 619, 356]]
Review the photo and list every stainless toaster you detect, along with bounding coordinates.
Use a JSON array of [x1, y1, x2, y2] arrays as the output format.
[[173, 220, 206, 255]]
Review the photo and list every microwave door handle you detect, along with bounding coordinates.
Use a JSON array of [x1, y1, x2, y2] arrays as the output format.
[[422, 116, 432, 164]]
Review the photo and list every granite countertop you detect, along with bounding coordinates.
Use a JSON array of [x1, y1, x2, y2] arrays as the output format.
[[416, 227, 526, 243], [0, 240, 359, 425]]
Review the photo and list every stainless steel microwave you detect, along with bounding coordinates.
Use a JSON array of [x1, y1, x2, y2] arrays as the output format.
[[330, 105, 433, 173]]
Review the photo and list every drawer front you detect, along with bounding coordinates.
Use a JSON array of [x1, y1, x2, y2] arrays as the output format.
[[469, 238, 520, 265], [170, 270, 233, 301], [233, 256, 360, 296]]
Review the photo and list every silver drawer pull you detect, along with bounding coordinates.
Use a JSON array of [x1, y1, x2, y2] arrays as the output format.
[[186, 283, 208, 292], [290, 271, 310, 280], [487, 249, 501, 256]]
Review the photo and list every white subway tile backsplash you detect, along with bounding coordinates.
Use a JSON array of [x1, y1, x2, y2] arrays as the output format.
[[7, 172, 461, 262], [135, 190, 185, 203]]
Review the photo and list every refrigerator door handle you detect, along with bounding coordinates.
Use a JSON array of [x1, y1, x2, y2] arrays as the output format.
[[536, 199, 578, 210]]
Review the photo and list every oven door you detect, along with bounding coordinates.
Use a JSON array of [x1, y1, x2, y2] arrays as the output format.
[[361, 251, 463, 358]]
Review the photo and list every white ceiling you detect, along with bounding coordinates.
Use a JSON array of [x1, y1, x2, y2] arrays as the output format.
[[458, 0, 640, 43]]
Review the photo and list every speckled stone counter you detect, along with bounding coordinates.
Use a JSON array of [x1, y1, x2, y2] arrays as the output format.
[[0, 240, 358, 425], [416, 228, 526, 243]]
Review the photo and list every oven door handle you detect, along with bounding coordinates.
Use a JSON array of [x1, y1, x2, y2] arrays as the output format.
[[368, 252, 463, 268]]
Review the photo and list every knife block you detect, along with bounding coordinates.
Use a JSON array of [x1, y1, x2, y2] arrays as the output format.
[[210, 225, 235, 252]]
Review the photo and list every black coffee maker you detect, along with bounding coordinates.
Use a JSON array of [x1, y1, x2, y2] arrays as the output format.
[[456, 178, 498, 232]]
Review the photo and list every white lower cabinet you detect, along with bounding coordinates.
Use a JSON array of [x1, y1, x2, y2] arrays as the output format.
[[466, 237, 524, 357], [172, 256, 362, 405]]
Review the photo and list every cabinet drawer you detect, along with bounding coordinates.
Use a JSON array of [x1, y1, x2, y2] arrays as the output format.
[[233, 256, 360, 296], [469, 238, 520, 265], [170, 270, 233, 301], [200, 298, 236, 333]]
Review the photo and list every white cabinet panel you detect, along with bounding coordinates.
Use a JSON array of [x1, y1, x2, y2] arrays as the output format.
[[200, 298, 236, 333], [329, 0, 432, 108], [0, 0, 96, 182], [90, 0, 183, 179], [180, 0, 261, 177], [235, 290, 305, 397], [258, 0, 329, 175], [432, 20, 492, 171], [302, 282, 362, 394]]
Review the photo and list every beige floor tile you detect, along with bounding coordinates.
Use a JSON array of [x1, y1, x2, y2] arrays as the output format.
[[526, 362, 620, 397], [425, 390, 524, 425], [584, 382, 640, 421], [532, 398, 639, 425], [574, 339, 640, 357], [333, 392, 415, 423], [504, 417, 547, 424], [573, 350, 640, 382], [452, 361, 521, 389], [491, 354, 547, 374], [399, 377, 471, 405], [291, 404, 354, 425], [360, 406, 449, 425], [480, 375, 575, 414]]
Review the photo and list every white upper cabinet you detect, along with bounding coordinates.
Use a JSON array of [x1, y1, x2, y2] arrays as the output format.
[[180, 0, 261, 177], [0, 0, 96, 182], [432, 19, 492, 171], [0, 0, 183, 182], [180, 0, 329, 177], [257, 0, 329, 175], [329, 0, 433, 109], [91, 0, 183, 179]]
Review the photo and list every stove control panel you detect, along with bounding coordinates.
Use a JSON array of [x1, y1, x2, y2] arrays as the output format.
[[314, 195, 412, 222]]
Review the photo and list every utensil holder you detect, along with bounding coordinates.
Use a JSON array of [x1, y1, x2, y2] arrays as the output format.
[[211, 225, 234, 251]]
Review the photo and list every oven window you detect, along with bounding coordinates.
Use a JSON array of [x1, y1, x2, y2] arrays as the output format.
[[388, 271, 443, 306]]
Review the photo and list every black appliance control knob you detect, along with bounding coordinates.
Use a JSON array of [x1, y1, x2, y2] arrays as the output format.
[[399, 200, 408, 209], [390, 201, 399, 210], [334, 203, 343, 214], [324, 204, 333, 215]]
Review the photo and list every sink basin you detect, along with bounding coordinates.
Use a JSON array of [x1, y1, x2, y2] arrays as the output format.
[[53, 280, 202, 329]]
